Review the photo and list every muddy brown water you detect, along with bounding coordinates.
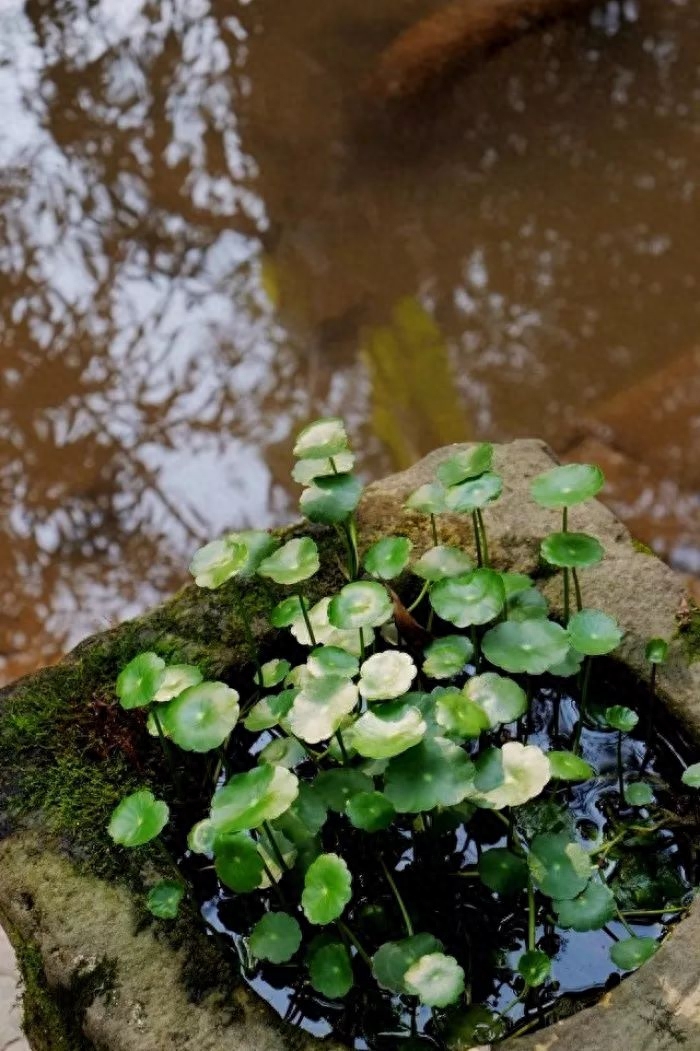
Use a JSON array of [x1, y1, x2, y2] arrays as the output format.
[[0, 0, 699, 685]]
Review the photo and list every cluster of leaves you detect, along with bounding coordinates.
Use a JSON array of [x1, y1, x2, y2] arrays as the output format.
[[107, 422, 697, 1046]]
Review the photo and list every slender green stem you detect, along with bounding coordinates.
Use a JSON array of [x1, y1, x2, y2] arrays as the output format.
[[562, 507, 568, 532], [430, 513, 439, 547], [471, 511, 483, 567], [259, 855, 287, 907], [335, 729, 349, 764], [336, 920, 372, 967], [622, 906, 688, 917], [262, 821, 288, 874], [347, 518, 360, 579], [614, 905, 636, 938], [297, 592, 317, 647], [380, 858, 414, 936], [617, 730, 625, 801], [359, 628, 366, 662], [572, 568, 583, 612], [407, 581, 429, 613], [476, 509, 490, 566], [527, 876, 536, 951]]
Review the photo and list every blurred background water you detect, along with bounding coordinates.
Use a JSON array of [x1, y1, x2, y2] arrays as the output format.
[[0, 0, 698, 685]]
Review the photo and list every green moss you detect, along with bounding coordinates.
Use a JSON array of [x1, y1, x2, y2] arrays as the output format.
[[631, 538, 655, 557], [676, 604, 700, 665]]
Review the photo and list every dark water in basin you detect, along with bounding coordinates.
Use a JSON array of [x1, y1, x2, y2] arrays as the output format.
[[1, 0, 700, 683]]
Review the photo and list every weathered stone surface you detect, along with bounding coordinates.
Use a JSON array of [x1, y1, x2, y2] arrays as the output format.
[[0, 439, 698, 1051]]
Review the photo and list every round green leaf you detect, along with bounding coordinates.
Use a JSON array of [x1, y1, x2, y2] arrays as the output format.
[[359, 651, 417, 702], [349, 705, 426, 759], [645, 637, 669, 664], [272, 784, 328, 847], [372, 934, 444, 993], [146, 880, 184, 920], [287, 675, 359, 744], [437, 445, 494, 487], [531, 463, 604, 509], [625, 782, 655, 807], [568, 609, 622, 656], [547, 646, 585, 678], [682, 763, 700, 789], [116, 652, 166, 710], [405, 483, 447, 515], [548, 751, 595, 781], [478, 848, 528, 895], [189, 537, 248, 589], [482, 619, 569, 675], [258, 537, 320, 585], [507, 587, 550, 622], [528, 833, 594, 899], [500, 572, 534, 597], [444, 473, 502, 513], [259, 736, 306, 769], [307, 646, 359, 680], [463, 672, 527, 728], [270, 594, 309, 628], [442, 1005, 506, 1047], [423, 635, 474, 679], [294, 417, 348, 460], [364, 537, 412, 580], [290, 597, 367, 654], [228, 529, 280, 578], [257, 659, 291, 689], [384, 737, 475, 813], [329, 581, 393, 630], [517, 949, 551, 987], [404, 952, 465, 1007], [610, 936, 658, 971], [302, 853, 352, 925], [300, 473, 363, 525], [153, 664, 203, 703], [309, 941, 354, 997], [292, 451, 354, 485], [430, 569, 505, 628], [314, 769, 374, 812], [108, 790, 169, 848], [605, 705, 639, 733], [435, 688, 490, 739], [187, 818, 216, 855], [345, 790, 396, 832], [541, 532, 604, 569], [413, 545, 473, 582], [214, 833, 265, 892], [471, 742, 550, 810], [553, 879, 615, 931], [211, 766, 299, 834], [250, 912, 302, 963], [244, 689, 297, 732], [159, 682, 240, 752]]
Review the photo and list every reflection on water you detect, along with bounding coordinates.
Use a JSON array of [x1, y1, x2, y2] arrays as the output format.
[[0, 0, 699, 683]]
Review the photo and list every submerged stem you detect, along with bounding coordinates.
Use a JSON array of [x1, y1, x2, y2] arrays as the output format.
[[380, 858, 414, 937]]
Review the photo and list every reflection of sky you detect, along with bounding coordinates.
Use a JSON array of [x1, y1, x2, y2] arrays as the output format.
[[1, 0, 699, 681]]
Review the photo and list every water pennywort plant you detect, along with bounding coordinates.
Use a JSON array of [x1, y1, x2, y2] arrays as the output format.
[[106, 424, 699, 1049]]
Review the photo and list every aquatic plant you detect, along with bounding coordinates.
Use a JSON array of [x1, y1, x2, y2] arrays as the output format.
[[106, 423, 696, 1048]]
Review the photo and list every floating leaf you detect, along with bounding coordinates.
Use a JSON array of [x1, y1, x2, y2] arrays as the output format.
[[287, 675, 359, 744], [270, 595, 309, 628], [548, 751, 595, 781], [214, 833, 265, 892], [464, 672, 527, 728], [610, 936, 658, 971], [211, 766, 299, 834], [189, 537, 248, 589], [645, 638, 669, 665], [292, 452, 354, 485], [294, 417, 349, 460], [553, 879, 615, 931], [108, 790, 169, 848], [384, 737, 475, 813], [153, 664, 203, 703], [116, 652, 166, 710], [300, 474, 363, 524], [531, 463, 604, 509], [364, 537, 413, 580], [540, 532, 604, 569], [682, 763, 700, 789], [482, 619, 569, 675], [146, 881, 184, 920], [423, 635, 474, 679], [302, 853, 353, 925], [430, 570, 505, 628], [250, 912, 303, 963], [314, 769, 374, 812], [243, 689, 297, 732], [258, 537, 320, 585], [159, 682, 240, 753], [359, 651, 417, 701], [405, 483, 447, 515], [329, 581, 393, 630], [372, 934, 443, 993], [442, 1004, 506, 1047], [349, 705, 426, 759], [478, 848, 528, 895], [437, 444, 494, 487], [625, 782, 655, 807], [471, 742, 550, 810], [309, 941, 354, 997], [517, 950, 551, 987], [307, 646, 359, 679], [404, 952, 465, 1007], [568, 609, 622, 656], [445, 473, 502, 513], [187, 819, 217, 855], [528, 833, 594, 899], [435, 688, 490, 739], [605, 705, 639, 733], [413, 546, 473, 582], [259, 736, 306, 769], [345, 791, 396, 832]]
